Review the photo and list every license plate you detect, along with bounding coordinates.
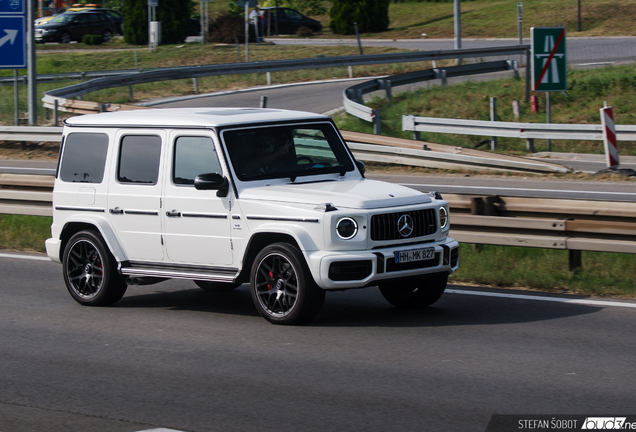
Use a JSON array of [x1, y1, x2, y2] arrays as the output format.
[[395, 247, 435, 263]]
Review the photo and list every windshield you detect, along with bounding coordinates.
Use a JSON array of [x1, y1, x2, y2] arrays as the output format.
[[223, 123, 355, 181], [50, 13, 74, 23]]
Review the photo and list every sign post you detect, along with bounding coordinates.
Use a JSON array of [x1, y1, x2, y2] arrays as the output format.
[[531, 27, 566, 151], [1, 0, 27, 125]]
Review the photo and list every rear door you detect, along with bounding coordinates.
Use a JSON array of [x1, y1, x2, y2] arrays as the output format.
[[161, 131, 233, 266], [107, 130, 166, 262]]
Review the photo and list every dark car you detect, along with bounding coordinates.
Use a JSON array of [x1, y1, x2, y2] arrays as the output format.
[[260, 7, 322, 35], [91, 8, 124, 35], [34, 10, 114, 43]]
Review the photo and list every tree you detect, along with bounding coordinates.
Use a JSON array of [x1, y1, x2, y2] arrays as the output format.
[[123, 0, 192, 45], [330, 0, 390, 35]]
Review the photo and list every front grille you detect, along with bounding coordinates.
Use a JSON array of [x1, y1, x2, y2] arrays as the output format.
[[370, 209, 437, 241]]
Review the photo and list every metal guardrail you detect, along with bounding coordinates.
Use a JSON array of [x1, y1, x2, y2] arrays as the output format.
[[0, 69, 144, 86], [41, 45, 529, 112], [402, 116, 636, 142], [343, 60, 521, 134], [0, 126, 63, 142], [2, 174, 636, 256]]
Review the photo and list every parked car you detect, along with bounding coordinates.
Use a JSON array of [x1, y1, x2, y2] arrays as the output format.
[[91, 8, 124, 35], [35, 10, 114, 43], [260, 7, 322, 35], [46, 108, 458, 325]]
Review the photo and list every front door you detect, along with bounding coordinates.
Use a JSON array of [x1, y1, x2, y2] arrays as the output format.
[[162, 131, 233, 266]]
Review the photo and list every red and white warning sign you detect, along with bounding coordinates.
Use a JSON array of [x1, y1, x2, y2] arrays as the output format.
[[600, 104, 619, 168]]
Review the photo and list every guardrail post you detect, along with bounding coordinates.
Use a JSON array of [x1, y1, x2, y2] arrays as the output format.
[[490, 97, 498, 151], [260, 96, 268, 108], [99, 103, 107, 113], [434, 69, 447, 88], [192, 77, 199, 94], [508, 60, 520, 79], [569, 250, 582, 273], [53, 99, 58, 127], [526, 138, 535, 152], [413, 131, 421, 141], [373, 109, 382, 135], [379, 79, 392, 101]]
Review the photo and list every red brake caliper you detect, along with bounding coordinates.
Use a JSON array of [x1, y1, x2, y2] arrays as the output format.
[[267, 271, 274, 290]]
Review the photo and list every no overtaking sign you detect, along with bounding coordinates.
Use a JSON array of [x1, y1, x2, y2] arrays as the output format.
[[531, 27, 567, 92]]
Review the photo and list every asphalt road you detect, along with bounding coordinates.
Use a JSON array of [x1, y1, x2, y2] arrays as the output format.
[[1, 253, 636, 432]]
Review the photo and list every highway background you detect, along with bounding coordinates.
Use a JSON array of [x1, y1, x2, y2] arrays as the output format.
[[2, 37, 636, 432]]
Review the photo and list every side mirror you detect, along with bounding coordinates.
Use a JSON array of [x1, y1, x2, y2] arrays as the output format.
[[194, 172, 229, 197], [355, 160, 366, 177]]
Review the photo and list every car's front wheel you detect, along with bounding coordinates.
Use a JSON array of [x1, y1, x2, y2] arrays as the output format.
[[250, 243, 324, 325], [59, 31, 71, 43], [62, 231, 127, 306], [379, 273, 448, 308]]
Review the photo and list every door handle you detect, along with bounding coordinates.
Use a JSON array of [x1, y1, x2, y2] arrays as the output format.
[[109, 207, 123, 214], [166, 210, 181, 217]]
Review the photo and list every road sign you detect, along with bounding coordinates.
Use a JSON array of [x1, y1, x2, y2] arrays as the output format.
[[0, 0, 24, 14], [0, 15, 26, 68], [531, 27, 567, 92], [148, 0, 158, 6]]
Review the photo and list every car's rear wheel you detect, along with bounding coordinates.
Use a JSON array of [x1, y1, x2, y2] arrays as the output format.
[[379, 273, 448, 308], [195, 280, 242, 292], [102, 30, 112, 42], [63, 231, 127, 306], [250, 242, 324, 325], [60, 31, 71, 43]]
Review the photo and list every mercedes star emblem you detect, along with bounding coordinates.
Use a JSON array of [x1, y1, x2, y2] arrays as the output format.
[[397, 214, 414, 237]]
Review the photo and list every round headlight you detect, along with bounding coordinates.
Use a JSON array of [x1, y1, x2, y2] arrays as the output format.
[[439, 207, 449, 229], [336, 217, 358, 240]]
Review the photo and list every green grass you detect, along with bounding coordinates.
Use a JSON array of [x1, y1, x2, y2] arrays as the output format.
[[0, 215, 51, 253], [334, 63, 636, 156], [450, 244, 636, 297]]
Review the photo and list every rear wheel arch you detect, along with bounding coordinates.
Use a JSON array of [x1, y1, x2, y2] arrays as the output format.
[[59, 221, 124, 264]]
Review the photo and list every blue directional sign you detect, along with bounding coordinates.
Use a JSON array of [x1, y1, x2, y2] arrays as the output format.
[[0, 15, 26, 68], [0, 0, 24, 14]]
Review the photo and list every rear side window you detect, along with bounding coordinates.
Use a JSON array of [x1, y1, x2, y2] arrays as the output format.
[[173, 136, 222, 186], [59, 132, 109, 183], [118, 135, 162, 184]]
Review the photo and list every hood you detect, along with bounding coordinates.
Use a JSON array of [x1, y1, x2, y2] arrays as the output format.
[[239, 179, 431, 209]]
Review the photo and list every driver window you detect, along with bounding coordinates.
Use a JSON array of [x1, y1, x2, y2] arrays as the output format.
[[173, 136, 222, 186]]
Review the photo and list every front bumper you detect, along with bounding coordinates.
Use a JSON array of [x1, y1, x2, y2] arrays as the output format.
[[308, 236, 459, 290]]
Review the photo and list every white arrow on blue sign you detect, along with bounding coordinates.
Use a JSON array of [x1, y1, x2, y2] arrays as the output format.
[[0, 16, 26, 68]]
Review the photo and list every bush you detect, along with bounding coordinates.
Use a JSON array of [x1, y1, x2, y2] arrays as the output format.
[[207, 12, 256, 44], [330, 0, 390, 35], [82, 34, 104, 45], [296, 26, 314, 37], [123, 0, 190, 45]]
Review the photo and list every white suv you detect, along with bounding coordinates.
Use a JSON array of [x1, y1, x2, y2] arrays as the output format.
[[46, 108, 459, 324]]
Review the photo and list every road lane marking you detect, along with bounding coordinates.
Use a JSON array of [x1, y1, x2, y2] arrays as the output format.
[[0, 253, 51, 261], [136, 429, 186, 432], [447, 289, 636, 309]]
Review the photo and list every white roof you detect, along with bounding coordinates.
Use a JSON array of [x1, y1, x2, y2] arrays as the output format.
[[64, 107, 327, 128]]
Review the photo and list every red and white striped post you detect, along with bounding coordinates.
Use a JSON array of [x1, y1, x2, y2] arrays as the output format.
[[600, 102, 619, 168]]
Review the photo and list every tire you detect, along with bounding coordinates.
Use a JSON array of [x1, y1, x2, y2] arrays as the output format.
[[60, 32, 71, 44], [195, 280, 242, 292], [379, 273, 448, 309], [250, 242, 325, 325], [102, 30, 112, 43], [62, 231, 127, 306]]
